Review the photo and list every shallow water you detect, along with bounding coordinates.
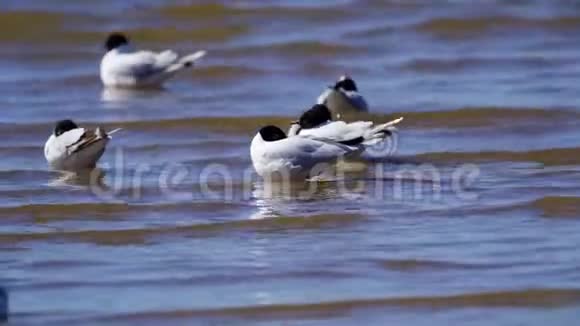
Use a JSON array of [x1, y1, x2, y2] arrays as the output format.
[[1, 0, 580, 325]]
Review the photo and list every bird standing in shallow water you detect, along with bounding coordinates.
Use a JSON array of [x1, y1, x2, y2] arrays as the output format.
[[44, 120, 121, 171], [100, 32, 206, 88], [317, 75, 369, 115]]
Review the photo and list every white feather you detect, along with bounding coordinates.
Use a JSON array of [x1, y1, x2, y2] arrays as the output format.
[[100, 45, 206, 88], [44, 127, 115, 171], [107, 128, 123, 135], [292, 118, 403, 148], [251, 131, 362, 180]]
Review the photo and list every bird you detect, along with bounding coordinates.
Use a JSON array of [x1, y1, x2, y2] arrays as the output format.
[[100, 32, 207, 88], [44, 120, 121, 171], [251, 124, 380, 180], [287, 104, 403, 148], [317, 75, 369, 115], [288, 103, 334, 134]]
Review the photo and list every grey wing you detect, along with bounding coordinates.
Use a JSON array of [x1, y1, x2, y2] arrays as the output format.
[[287, 137, 360, 163], [342, 91, 369, 111], [300, 121, 373, 142], [129, 50, 179, 80], [131, 63, 160, 80]]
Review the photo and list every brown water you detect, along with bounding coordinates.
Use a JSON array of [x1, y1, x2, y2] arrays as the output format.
[[2, 1, 580, 325]]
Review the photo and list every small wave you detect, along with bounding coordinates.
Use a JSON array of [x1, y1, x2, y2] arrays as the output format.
[[362, 107, 580, 129], [0, 145, 42, 155], [0, 202, 247, 221], [0, 107, 576, 138], [0, 10, 103, 44], [415, 16, 580, 38], [0, 213, 365, 245], [413, 147, 580, 166], [221, 41, 361, 58], [15, 269, 353, 291], [189, 65, 265, 80], [0, 169, 52, 181], [532, 196, 580, 218], [402, 56, 559, 73], [345, 25, 397, 38], [116, 140, 245, 154], [87, 116, 292, 134], [378, 259, 506, 271], [96, 288, 580, 322], [412, 196, 580, 219], [0, 117, 276, 137], [160, 3, 347, 21], [0, 9, 248, 45], [126, 25, 249, 44]]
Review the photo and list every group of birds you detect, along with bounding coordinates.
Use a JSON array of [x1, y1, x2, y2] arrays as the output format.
[[45, 33, 403, 181]]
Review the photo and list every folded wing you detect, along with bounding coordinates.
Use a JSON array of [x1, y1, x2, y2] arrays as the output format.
[[341, 90, 368, 111], [267, 136, 361, 167], [318, 88, 369, 113], [127, 50, 178, 80], [299, 121, 372, 141]]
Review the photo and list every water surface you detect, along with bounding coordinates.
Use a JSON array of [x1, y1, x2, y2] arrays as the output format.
[[1, 0, 580, 325]]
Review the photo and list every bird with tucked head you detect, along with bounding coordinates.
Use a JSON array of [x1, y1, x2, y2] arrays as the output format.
[[44, 119, 121, 171]]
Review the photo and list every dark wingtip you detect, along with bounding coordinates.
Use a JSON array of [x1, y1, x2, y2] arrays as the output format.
[[338, 136, 364, 146]]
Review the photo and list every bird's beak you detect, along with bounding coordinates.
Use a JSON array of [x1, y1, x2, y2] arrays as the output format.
[[291, 120, 299, 124]]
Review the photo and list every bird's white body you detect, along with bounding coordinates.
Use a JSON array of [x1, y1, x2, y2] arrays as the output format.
[[317, 87, 368, 114], [288, 118, 403, 146], [44, 127, 118, 171], [100, 46, 206, 88], [251, 133, 362, 180]]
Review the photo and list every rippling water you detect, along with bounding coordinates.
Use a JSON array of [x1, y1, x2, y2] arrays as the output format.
[[2, 0, 580, 325]]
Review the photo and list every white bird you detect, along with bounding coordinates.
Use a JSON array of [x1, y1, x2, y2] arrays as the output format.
[[317, 75, 369, 115], [251, 125, 380, 180], [44, 120, 121, 171], [100, 33, 207, 88], [288, 104, 403, 147]]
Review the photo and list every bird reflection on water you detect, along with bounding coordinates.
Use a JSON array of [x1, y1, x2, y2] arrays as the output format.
[[48, 168, 108, 192]]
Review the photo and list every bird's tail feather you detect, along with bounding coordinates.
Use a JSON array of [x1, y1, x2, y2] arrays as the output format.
[[164, 50, 207, 75], [107, 128, 122, 136], [94, 127, 122, 140], [374, 117, 404, 131], [178, 50, 207, 67], [363, 117, 404, 144]]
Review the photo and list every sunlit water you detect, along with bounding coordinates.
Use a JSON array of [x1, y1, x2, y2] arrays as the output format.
[[1, 0, 580, 325]]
